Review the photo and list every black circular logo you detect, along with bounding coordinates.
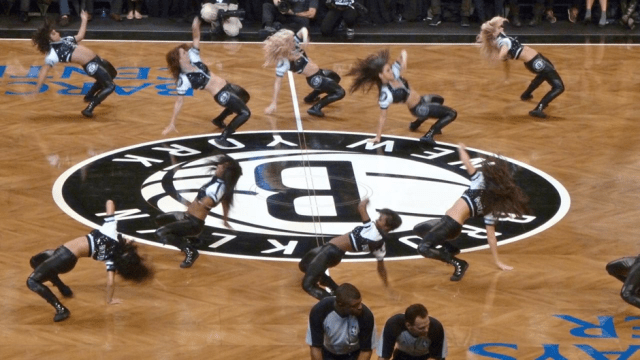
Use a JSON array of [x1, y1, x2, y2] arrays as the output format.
[[53, 131, 570, 262]]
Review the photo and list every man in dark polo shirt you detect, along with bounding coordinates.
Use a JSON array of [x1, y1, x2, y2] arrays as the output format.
[[378, 304, 447, 360], [306, 283, 376, 360]]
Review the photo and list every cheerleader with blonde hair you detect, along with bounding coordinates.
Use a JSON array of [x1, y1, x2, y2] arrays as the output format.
[[477, 16, 564, 119], [263, 27, 345, 117]]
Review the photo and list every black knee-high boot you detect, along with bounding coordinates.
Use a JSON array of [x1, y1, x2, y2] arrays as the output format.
[[307, 87, 345, 117], [420, 107, 457, 146], [211, 108, 233, 129]]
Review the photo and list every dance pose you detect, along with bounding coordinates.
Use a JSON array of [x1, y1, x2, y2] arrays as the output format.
[[26, 200, 153, 322], [413, 143, 529, 281], [32, 10, 118, 118], [477, 16, 565, 119], [164, 16, 251, 147], [347, 49, 457, 146], [263, 27, 345, 117], [606, 255, 640, 309], [298, 198, 402, 300], [155, 155, 242, 268]]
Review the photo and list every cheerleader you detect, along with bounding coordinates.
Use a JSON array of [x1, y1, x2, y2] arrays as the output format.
[[164, 16, 251, 147], [26, 200, 153, 322], [477, 16, 565, 119], [263, 27, 345, 118], [346, 49, 457, 145], [32, 11, 118, 118]]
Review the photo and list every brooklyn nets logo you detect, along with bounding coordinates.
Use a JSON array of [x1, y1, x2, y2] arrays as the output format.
[[52, 131, 570, 262]]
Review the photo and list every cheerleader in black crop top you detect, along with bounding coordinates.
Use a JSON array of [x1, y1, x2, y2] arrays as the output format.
[[413, 143, 529, 282], [155, 155, 243, 268], [347, 49, 457, 146], [477, 16, 564, 119], [263, 27, 345, 118], [31, 11, 118, 118], [164, 16, 251, 147], [298, 199, 402, 300], [26, 200, 152, 322]]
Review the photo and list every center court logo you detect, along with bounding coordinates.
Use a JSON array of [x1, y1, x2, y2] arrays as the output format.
[[53, 131, 570, 262]]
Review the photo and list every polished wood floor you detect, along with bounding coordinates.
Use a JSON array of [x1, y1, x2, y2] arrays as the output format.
[[2, 39, 640, 359]]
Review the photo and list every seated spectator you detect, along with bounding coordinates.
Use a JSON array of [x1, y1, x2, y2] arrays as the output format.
[[584, 0, 607, 26], [259, 0, 317, 37], [125, 0, 143, 19], [19, 0, 79, 25], [320, 0, 367, 39], [529, 0, 556, 26], [567, 0, 581, 23], [495, 0, 521, 26], [429, 0, 472, 27], [84, 0, 124, 21]]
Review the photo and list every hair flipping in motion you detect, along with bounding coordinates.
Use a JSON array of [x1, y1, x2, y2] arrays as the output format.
[[165, 44, 191, 80], [346, 49, 390, 94], [113, 241, 154, 283], [207, 155, 243, 221], [32, 20, 55, 54], [476, 16, 508, 62], [263, 29, 300, 67], [479, 155, 530, 219]]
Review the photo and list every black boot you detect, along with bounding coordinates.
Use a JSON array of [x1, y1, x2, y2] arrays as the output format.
[[520, 92, 533, 101], [419, 129, 436, 146], [529, 104, 548, 118], [307, 103, 325, 117], [409, 119, 426, 131], [180, 246, 199, 268], [211, 110, 231, 129], [53, 302, 70, 322], [81, 102, 98, 118], [450, 258, 469, 281], [304, 90, 321, 104]]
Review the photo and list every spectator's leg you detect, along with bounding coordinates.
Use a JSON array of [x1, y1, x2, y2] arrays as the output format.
[[320, 9, 342, 36]]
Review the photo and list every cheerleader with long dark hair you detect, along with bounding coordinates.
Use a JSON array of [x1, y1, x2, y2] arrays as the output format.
[[26, 200, 153, 322]]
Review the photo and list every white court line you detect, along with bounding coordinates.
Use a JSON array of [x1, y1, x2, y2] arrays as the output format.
[[287, 70, 304, 132]]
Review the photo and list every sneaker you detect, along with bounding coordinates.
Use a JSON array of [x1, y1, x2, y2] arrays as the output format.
[[259, 26, 276, 37], [545, 10, 556, 23], [568, 8, 578, 23], [450, 259, 469, 281], [461, 16, 470, 27], [58, 15, 70, 26], [528, 15, 541, 26], [429, 14, 441, 26], [53, 304, 70, 322], [346, 28, 355, 39], [180, 247, 199, 268]]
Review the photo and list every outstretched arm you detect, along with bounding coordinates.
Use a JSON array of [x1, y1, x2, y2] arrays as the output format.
[[265, 76, 283, 114], [163, 95, 184, 135], [397, 49, 407, 72], [377, 259, 389, 287], [105, 270, 122, 304], [192, 16, 202, 49], [486, 224, 513, 270], [34, 64, 52, 93], [296, 27, 309, 46], [370, 108, 387, 143], [457, 143, 476, 175], [357, 198, 371, 222], [75, 10, 89, 42]]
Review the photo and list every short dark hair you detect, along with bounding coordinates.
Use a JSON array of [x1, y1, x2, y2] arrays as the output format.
[[335, 283, 361, 304], [379, 208, 402, 231], [405, 303, 428, 325]]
